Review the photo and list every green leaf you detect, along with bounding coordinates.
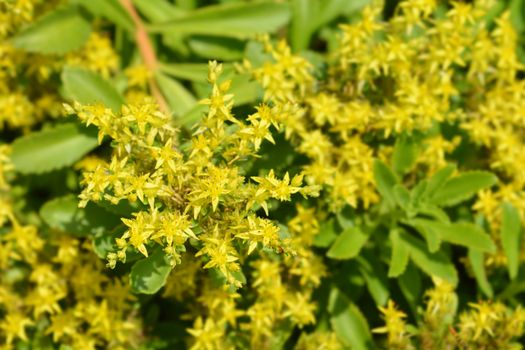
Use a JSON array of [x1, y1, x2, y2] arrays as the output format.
[[62, 66, 125, 112], [130, 250, 173, 294], [290, 0, 369, 51], [327, 227, 369, 260], [149, 1, 290, 38], [423, 164, 456, 199], [357, 255, 390, 306], [93, 232, 117, 259], [328, 288, 374, 350], [392, 134, 418, 176], [290, 0, 314, 51], [313, 218, 338, 248], [388, 229, 410, 277], [133, 0, 185, 22], [160, 63, 214, 82], [73, 0, 134, 31], [411, 219, 496, 253], [408, 218, 441, 252], [11, 123, 98, 174], [401, 234, 458, 286], [397, 263, 421, 314], [373, 159, 398, 207], [468, 249, 493, 298], [428, 171, 498, 207], [40, 195, 121, 236], [11, 6, 91, 54], [393, 184, 410, 211], [188, 36, 245, 60], [155, 72, 196, 117], [229, 73, 262, 106], [415, 203, 450, 223], [510, 0, 525, 32], [501, 202, 522, 280]]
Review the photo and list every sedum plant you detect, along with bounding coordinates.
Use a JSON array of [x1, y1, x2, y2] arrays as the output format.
[[3, 0, 525, 349]]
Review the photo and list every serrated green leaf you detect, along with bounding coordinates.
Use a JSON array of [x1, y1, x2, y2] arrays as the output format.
[[73, 0, 134, 31], [327, 226, 369, 260], [429, 171, 498, 207], [406, 218, 441, 252], [40, 195, 121, 236], [468, 249, 493, 297], [11, 6, 91, 54], [501, 202, 522, 280], [62, 67, 125, 112], [155, 72, 196, 117], [389, 229, 409, 277], [357, 255, 389, 306], [423, 164, 456, 199], [401, 233, 458, 286], [149, 1, 290, 38], [392, 134, 418, 175], [328, 288, 374, 350], [130, 250, 172, 294], [373, 159, 398, 207], [11, 123, 98, 174], [411, 219, 495, 253]]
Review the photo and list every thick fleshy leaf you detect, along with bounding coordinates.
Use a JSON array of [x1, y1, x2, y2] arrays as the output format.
[[62, 67, 125, 112], [130, 250, 173, 294], [501, 202, 522, 280], [40, 195, 121, 236], [11, 123, 98, 174], [149, 1, 290, 38], [328, 288, 374, 350], [327, 227, 369, 260], [12, 6, 91, 54], [428, 171, 498, 207]]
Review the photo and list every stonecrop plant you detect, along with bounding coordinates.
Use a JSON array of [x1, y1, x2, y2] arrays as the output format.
[[3, 0, 525, 349]]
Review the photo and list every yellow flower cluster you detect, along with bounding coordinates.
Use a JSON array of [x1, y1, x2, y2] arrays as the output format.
[[66, 61, 319, 286], [0, 147, 141, 349], [377, 280, 525, 349]]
